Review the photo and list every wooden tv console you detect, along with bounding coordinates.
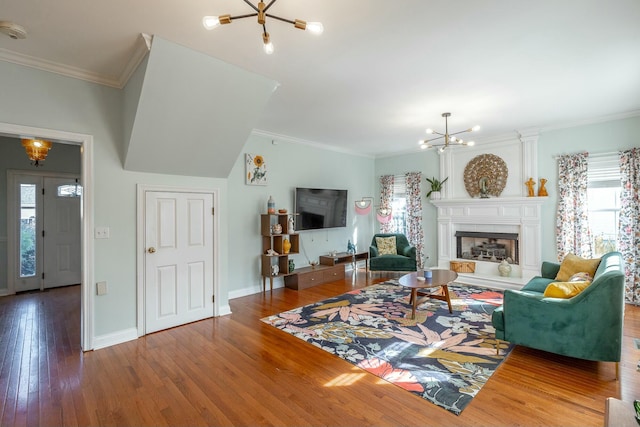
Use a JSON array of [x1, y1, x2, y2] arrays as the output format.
[[284, 252, 369, 290]]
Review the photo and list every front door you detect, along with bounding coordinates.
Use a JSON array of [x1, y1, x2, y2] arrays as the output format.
[[9, 172, 81, 292], [144, 190, 214, 334], [43, 177, 82, 288]]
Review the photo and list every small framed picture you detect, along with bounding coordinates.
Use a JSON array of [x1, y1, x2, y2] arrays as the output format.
[[245, 153, 267, 185]]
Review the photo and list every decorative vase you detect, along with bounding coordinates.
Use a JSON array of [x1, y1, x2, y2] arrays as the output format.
[[498, 259, 512, 277], [347, 239, 355, 254], [430, 191, 441, 200], [283, 238, 291, 254], [288, 259, 295, 274], [271, 223, 282, 234], [267, 195, 275, 214], [287, 216, 295, 234]]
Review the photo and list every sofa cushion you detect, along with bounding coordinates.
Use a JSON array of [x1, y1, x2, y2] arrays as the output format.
[[555, 253, 601, 282], [543, 281, 591, 298], [375, 236, 397, 255]]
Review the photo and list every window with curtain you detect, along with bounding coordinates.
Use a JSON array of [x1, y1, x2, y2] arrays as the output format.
[[587, 154, 621, 257], [379, 173, 425, 267]]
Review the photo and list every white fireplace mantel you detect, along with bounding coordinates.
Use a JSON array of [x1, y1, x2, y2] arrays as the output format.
[[431, 197, 548, 290]]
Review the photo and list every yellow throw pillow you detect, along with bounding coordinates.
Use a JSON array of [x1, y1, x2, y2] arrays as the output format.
[[375, 236, 397, 255], [555, 253, 601, 282], [543, 281, 591, 299]]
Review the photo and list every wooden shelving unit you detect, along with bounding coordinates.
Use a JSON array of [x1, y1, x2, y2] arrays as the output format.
[[261, 214, 299, 292]]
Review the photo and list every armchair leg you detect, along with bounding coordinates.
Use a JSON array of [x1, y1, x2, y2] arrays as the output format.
[[495, 339, 500, 355], [615, 362, 619, 381]]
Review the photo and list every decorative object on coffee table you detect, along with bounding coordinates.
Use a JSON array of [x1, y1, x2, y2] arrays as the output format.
[[464, 154, 508, 198]]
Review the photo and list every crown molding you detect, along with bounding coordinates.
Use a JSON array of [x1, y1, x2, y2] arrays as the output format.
[[0, 47, 121, 88], [115, 33, 152, 89], [536, 110, 640, 133], [0, 32, 152, 90], [251, 129, 375, 159]]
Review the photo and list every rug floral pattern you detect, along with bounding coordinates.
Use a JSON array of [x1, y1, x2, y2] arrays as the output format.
[[261, 282, 513, 415]]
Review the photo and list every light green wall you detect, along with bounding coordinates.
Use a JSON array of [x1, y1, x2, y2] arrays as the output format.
[[0, 60, 229, 338], [0, 137, 81, 291], [227, 135, 375, 296], [538, 115, 640, 261]]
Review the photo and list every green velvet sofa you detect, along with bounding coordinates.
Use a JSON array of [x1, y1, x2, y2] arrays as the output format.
[[369, 233, 417, 272], [492, 251, 625, 363]]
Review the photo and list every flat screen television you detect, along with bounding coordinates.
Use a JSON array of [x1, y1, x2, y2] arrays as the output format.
[[294, 187, 348, 231]]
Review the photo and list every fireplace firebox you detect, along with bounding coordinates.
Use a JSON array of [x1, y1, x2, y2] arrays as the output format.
[[455, 231, 519, 265]]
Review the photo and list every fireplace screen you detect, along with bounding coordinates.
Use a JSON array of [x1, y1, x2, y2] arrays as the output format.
[[455, 231, 519, 264]]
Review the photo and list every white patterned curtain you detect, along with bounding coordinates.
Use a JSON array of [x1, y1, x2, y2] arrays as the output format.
[[556, 153, 592, 260], [379, 175, 394, 233], [618, 148, 640, 304], [405, 172, 425, 268]]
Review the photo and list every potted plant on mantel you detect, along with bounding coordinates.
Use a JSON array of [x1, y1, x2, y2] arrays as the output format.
[[426, 176, 448, 200]]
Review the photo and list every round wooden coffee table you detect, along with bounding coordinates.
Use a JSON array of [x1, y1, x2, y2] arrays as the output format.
[[398, 270, 458, 319]]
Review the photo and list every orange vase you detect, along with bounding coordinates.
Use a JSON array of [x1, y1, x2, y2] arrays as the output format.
[[283, 238, 291, 254]]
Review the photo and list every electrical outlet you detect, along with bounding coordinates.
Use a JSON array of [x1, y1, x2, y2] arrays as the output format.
[[95, 226, 110, 239], [96, 281, 107, 295]]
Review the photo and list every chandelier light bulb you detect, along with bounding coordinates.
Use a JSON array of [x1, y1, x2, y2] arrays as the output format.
[[263, 32, 274, 54], [438, 146, 446, 153], [467, 141, 475, 146], [449, 136, 457, 142], [203, 16, 221, 30], [425, 128, 434, 134], [306, 22, 324, 34], [472, 125, 481, 132]]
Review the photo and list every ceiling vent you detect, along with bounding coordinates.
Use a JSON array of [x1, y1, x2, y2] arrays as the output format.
[[0, 21, 27, 40]]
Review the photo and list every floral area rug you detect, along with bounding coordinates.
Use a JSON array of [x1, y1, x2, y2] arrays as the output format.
[[260, 281, 513, 415]]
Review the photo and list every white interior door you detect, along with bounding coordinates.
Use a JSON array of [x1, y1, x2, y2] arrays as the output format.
[[144, 190, 214, 334], [43, 177, 82, 288]]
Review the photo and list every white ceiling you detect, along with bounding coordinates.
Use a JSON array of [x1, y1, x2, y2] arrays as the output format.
[[1, 0, 639, 157]]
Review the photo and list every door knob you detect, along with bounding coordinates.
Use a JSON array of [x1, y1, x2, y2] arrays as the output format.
[[147, 247, 156, 254]]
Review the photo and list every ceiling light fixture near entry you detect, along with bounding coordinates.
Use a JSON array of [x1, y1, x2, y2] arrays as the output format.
[[0, 21, 27, 40], [21, 139, 52, 167]]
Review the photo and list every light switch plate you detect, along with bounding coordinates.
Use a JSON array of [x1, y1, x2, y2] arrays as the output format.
[[96, 281, 107, 295]]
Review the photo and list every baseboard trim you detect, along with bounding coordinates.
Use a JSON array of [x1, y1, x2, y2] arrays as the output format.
[[229, 281, 285, 300], [93, 327, 138, 350]]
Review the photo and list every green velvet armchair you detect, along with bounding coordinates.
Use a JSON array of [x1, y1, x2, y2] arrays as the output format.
[[492, 251, 625, 365], [369, 233, 417, 272]]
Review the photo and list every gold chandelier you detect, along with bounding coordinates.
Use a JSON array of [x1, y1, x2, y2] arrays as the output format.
[[419, 113, 480, 153], [21, 138, 52, 167], [202, 0, 323, 55]]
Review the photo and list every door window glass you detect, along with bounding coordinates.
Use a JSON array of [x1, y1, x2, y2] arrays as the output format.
[[20, 184, 37, 277]]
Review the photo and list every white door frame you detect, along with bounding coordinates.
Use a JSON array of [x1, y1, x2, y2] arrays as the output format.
[[136, 184, 220, 337], [1, 121, 94, 351], [7, 170, 80, 292]]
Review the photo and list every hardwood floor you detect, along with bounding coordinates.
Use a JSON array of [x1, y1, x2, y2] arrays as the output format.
[[1, 273, 639, 426]]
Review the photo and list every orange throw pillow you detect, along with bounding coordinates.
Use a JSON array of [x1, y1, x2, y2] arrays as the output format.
[[543, 281, 591, 298], [555, 253, 601, 282]]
